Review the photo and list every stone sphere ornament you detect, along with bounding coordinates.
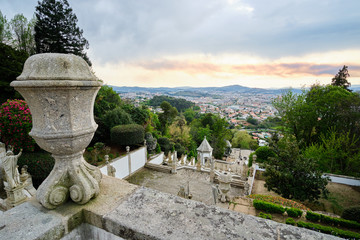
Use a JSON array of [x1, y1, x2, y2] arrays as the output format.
[[11, 53, 102, 209]]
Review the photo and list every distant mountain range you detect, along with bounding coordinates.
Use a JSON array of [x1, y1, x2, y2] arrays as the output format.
[[110, 84, 360, 96]]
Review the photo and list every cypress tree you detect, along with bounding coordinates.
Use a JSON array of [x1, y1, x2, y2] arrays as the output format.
[[34, 0, 91, 65]]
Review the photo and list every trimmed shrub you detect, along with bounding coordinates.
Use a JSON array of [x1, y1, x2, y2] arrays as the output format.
[[306, 211, 360, 229], [258, 212, 272, 220], [253, 200, 286, 214], [110, 124, 144, 146], [103, 107, 133, 130], [297, 221, 360, 239], [306, 211, 321, 222], [342, 206, 360, 223], [286, 218, 296, 226], [0, 99, 36, 152], [286, 208, 303, 218]]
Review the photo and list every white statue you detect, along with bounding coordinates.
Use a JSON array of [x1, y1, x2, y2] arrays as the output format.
[[3, 148, 22, 189], [106, 158, 116, 178]]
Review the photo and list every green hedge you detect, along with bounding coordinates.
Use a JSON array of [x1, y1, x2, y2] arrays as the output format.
[[297, 221, 360, 239], [110, 124, 144, 146], [258, 212, 272, 220], [342, 206, 360, 223], [253, 200, 286, 214], [305, 211, 321, 222], [306, 211, 360, 229], [286, 218, 296, 226], [286, 208, 303, 218]]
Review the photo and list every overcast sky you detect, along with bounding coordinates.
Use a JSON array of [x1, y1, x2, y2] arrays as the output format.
[[2, 0, 360, 88]]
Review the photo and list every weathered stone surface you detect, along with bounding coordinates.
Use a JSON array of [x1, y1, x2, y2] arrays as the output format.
[[63, 223, 125, 240], [104, 187, 340, 240], [0, 202, 64, 240], [11, 53, 102, 209]]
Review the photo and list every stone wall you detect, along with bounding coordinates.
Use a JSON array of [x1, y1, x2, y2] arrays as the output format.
[[0, 175, 341, 240]]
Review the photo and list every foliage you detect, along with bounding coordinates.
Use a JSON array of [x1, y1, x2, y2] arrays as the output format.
[[331, 65, 351, 91], [35, 0, 91, 65], [103, 107, 133, 130], [304, 128, 360, 177], [158, 101, 178, 135], [305, 211, 321, 222], [246, 117, 258, 125], [10, 14, 36, 55], [110, 124, 144, 146], [253, 200, 286, 214], [183, 108, 199, 124], [297, 221, 360, 239], [342, 206, 360, 223], [258, 212, 272, 220], [248, 194, 310, 210], [286, 208, 303, 218], [157, 137, 174, 155], [248, 152, 254, 167], [0, 43, 28, 103], [122, 104, 149, 125], [0, 100, 35, 152], [263, 135, 329, 201], [285, 218, 296, 226], [18, 151, 54, 188], [254, 146, 276, 163], [148, 95, 194, 112], [306, 211, 360, 229], [0, 11, 12, 44], [231, 130, 258, 150], [94, 85, 122, 117]]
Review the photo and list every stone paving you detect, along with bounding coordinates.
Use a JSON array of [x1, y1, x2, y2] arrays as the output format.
[[127, 168, 245, 206]]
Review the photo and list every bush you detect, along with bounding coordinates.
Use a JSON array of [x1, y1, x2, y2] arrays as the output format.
[[258, 212, 272, 220], [110, 124, 144, 146], [103, 107, 133, 130], [18, 151, 55, 188], [305, 211, 321, 222], [157, 137, 174, 155], [342, 206, 360, 223], [286, 208, 303, 218], [286, 218, 296, 226], [253, 200, 286, 214], [0, 99, 36, 152], [306, 211, 360, 229], [297, 221, 360, 239], [248, 152, 254, 167]]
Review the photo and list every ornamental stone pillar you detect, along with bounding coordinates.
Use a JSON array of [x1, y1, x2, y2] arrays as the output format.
[[11, 53, 102, 209]]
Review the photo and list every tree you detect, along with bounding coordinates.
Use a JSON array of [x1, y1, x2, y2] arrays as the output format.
[[0, 43, 28, 103], [231, 130, 258, 150], [332, 65, 351, 91], [158, 101, 178, 135], [254, 146, 276, 163], [0, 11, 12, 44], [263, 135, 329, 201], [35, 0, 91, 65], [94, 85, 122, 117], [10, 14, 36, 55]]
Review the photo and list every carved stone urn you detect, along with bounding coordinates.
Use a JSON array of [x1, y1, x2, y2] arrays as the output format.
[[11, 53, 102, 209]]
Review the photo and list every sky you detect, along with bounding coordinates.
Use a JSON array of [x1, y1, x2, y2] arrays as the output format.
[[2, 0, 360, 89]]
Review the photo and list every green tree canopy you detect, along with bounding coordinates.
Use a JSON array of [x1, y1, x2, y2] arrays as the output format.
[[231, 130, 258, 150], [35, 0, 91, 65], [10, 14, 36, 55], [263, 135, 329, 201], [158, 101, 178, 135], [148, 95, 194, 112], [0, 43, 28, 103]]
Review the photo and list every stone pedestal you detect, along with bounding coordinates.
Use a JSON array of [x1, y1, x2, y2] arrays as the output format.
[[11, 53, 102, 209], [4, 185, 27, 208], [218, 172, 232, 203]]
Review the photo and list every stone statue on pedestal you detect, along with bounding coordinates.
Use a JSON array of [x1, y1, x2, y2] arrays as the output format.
[[3, 148, 22, 189], [20, 165, 36, 196]]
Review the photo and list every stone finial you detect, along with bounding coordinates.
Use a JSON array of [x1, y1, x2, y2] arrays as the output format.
[[11, 53, 102, 209]]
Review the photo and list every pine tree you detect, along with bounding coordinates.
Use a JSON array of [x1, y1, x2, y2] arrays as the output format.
[[34, 0, 91, 65], [331, 65, 351, 91]]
